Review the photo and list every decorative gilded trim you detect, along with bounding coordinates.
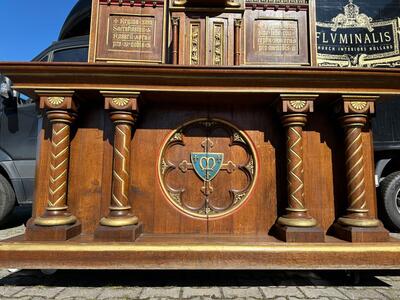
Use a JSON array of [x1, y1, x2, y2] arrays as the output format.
[[112, 98, 130, 107], [350, 101, 368, 111], [2, 242, 400, 253], [213, 23, 224, 66], [47, 97, 65, 106], [289, 100, 307, 110], [190, 23, 200, 65]]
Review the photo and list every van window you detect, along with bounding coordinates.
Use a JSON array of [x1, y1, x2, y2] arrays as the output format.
[[52, 47, 88, 62]]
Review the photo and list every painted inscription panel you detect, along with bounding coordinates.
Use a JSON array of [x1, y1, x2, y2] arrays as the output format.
[[108, 15, 155, 52], [254, 19, 299, 56], [244, 9, 309, 65]]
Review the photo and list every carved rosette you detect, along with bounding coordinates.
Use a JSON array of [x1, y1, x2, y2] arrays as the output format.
[[34, 93, 78, 227], [101, 93, 140, 227], [337, 95, 381, 228], [277, 94, 318, 227], [158, 119, 257, 219]]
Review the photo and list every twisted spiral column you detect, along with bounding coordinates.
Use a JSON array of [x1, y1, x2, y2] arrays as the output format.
[[100, 111, 139, 227], [34, 110, 77, 226], [338, 114, 380, 227], [278, 114, 317, 227]]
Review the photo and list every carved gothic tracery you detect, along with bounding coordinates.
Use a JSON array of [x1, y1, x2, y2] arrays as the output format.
[[158, 119, 257, 219]]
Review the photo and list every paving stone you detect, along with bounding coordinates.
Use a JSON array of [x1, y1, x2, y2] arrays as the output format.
[[222, 287, 263, 299], [4, 297, 47, 300], [288, 298, 345, 300], [55, 287, 103, 299], [375, 287, 400, 299], [298, 286, 348, 299], [140, 287, 181, 299], [0, 286, 25, 297], [97, 287, 143, 299], [13, 286, 65, 298], [337, 287, 388, 300], [0, 225, 25, 241], [260, 286, 305, 299], [182, 287, 222, 299]]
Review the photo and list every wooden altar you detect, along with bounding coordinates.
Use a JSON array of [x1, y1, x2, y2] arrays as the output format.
[[1, 0, 400, 269]]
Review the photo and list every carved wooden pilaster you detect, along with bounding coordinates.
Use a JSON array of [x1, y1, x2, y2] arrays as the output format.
[[274, 94, 324, 242], [234, 19, 242, 66], [26, 91, 81, 241], [171, 17, 180, 64], [95, 92, 143, 241], [334, 95, 389, 242]]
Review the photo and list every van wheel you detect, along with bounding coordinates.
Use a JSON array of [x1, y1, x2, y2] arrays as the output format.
[[381, 171, 400, 231], [0, 174, 15, 224]]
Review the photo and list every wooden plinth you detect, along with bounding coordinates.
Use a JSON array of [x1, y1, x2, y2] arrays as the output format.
[[273, 224, 325, 243], [333, 223, 390, 243], [94, 223, 143, 242], [25, 219, 81, 241], [2, 234, 400, 270]]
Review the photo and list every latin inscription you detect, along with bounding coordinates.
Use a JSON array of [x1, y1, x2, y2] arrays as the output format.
[[109, 15, 155, 51], [255, 20, 299, 55]]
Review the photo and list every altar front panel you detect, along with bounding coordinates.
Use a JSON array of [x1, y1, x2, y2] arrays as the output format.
[[31, 93, 377, 235]]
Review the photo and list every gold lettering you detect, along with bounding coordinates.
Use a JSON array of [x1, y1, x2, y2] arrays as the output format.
[[109, 16, 154, 50], [255, 21, 298, 55]]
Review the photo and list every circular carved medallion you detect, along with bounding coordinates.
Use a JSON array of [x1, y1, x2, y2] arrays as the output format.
[[158, 119, 257, 219]]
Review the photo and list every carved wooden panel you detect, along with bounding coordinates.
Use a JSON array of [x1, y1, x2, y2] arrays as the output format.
[[90, 0, 166, 63], [244, 8, 310, 65], [172, 12, 241, 65], [158, 119, 257, 219], [206, 18, 229, 66]]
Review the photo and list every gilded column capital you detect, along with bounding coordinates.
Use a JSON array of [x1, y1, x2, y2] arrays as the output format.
[[337, 95, 378, 115], [278, 94, 318, 114], [102, 91, 140, 113], [36, 90, 77, 112]]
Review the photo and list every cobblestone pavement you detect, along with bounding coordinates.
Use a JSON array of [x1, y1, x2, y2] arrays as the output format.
[[1, 207, 400, 300]]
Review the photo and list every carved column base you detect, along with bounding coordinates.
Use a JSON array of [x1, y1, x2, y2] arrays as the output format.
[[25, 219, 81, 241], [99, 209, 139, 227], [277, 211, 318, 228], [94, 223, 143, 242], [33, 210, 77, 227], [274, 224, 325, 243], [337, 211, 381, 228], [333, 223, 389, 243]]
